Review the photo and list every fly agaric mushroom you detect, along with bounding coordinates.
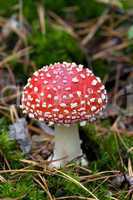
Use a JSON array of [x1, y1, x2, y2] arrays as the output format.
[[21, 62, 107, 167]]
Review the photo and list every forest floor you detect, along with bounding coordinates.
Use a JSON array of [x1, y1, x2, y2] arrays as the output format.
[[0, 1, 133, 199]]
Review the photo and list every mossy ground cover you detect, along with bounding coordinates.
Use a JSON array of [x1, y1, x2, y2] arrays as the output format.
[[0, 0, 133, 199], [0, 117, 132, 199]]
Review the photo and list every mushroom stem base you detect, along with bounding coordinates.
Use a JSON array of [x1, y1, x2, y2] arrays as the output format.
[[52, 124, 82, 168]]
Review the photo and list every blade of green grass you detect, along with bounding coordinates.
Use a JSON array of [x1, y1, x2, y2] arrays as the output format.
[[55, 169, 99, 200]]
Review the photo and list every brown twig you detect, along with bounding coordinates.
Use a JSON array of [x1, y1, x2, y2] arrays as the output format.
[[81, 9, 109, 45], [92, 41, 129, 60], [48, 11, 77, 38], [113, 64, 122, 105], [0, 47, 31, 68]]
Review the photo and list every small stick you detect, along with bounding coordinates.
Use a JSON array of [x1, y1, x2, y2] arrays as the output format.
[[37, 0, 46, 34], [81, 9, 109, 45]]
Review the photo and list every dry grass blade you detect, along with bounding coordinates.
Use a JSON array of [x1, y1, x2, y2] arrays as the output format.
[[54, 169, 99, 200], [20, 159, 39, 166], [0, 47, 31, 67], [28, 124, 53, 139], [0, 175, 7, 183], [113, 64, 122, 105], [110, 118, 133, 137], [128, 158, 133, 177], [92, 177, 109, 193], [0, 169, 43, 174], [20, 159, 51, 172], [92, 41, 129, 60], [96, 0, 122, 7], [0, 150, 11, 170], [56, 196, 95, 200], [20, 158, 50, 168], [10, 104, 19, 123], [0, 105, 10, 111], [76, 165, 92, 174], [113, 125, 130, 150], [81, 175, 117, 184], [0, 92, 20, 104], [0, 194, 26, 200], [81, 9, 109, 45], [80, 170, 120, 181], [128, 147, 133, 153], [48, 11, 77, 38], [34, 173, 53, 200], [109, 197, 119, 200], [37, 1, 46, 34], [0, 16, 7, 26], [0, 109, 9, 118]]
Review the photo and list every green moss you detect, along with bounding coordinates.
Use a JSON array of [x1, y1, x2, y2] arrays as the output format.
[[69, 0, 105, 21], [44, 0, 105, 21], [101, 119, 111, 129], [23, 1, 38, 23], [28, 23, 85, 67], [92, 59, 110, 79], [0, 174, 46, 199], [122, 0, 133, 10], [44, 0, 67, 16], [0, 118, 24, 169], [90, 132, 133, 172], [0, 0, 17, 15], [0, 129, 132, 199], [79, 120, 133, 172], [0, 0, 105, 22]]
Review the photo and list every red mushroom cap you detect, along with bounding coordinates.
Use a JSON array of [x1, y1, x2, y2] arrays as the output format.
[[21, 62, 107, 125]]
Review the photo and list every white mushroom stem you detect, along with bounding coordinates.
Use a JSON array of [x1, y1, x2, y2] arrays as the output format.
[[51, 124, 83, 168]]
